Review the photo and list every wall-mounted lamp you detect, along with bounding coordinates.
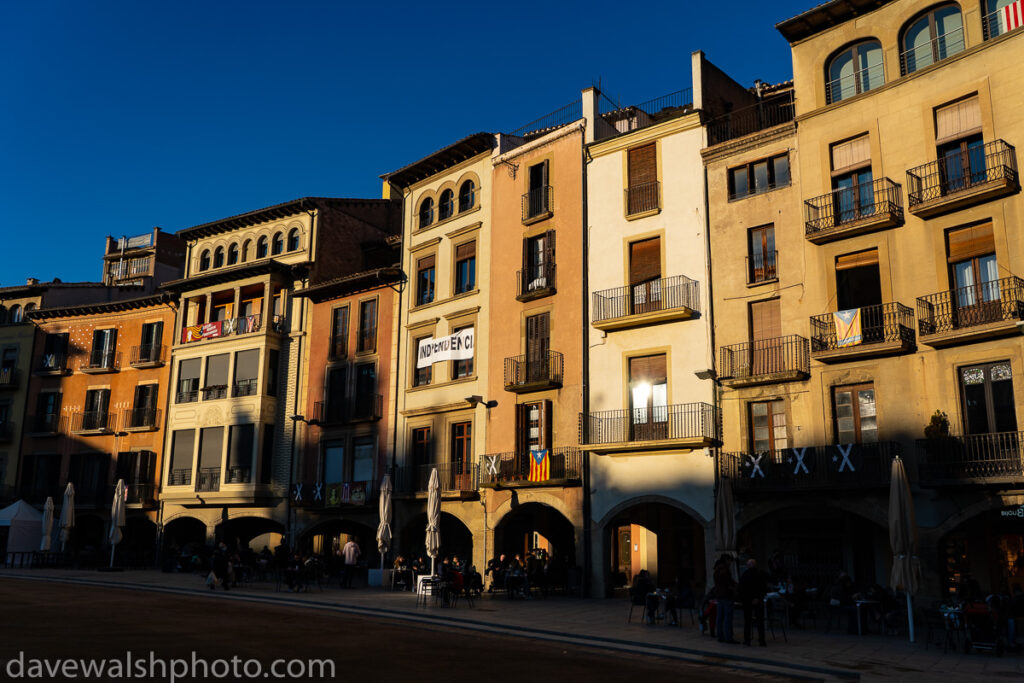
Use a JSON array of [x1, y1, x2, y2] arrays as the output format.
[[694, 369, 717, 381], [465, 395, 498, 409], [290, 414, 320, 427]]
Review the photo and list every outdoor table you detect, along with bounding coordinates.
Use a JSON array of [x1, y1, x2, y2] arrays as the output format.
[[416, 574, 437, 594], [646, 590, 669, 622], [855, 600, 880, 636]]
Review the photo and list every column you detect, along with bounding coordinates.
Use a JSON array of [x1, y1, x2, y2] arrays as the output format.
[[204, 292, 212, 324]]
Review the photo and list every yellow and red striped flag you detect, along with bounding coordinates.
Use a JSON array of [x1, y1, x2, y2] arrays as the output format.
[[528, 448, 550, 482]]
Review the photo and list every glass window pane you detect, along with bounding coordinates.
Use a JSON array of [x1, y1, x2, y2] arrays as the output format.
[[753, 161, 769, 193], [858, 42, 884, 92], [936, 7, 965, 58], [773, 156, 790, 187], [731, 168, 748, 197]]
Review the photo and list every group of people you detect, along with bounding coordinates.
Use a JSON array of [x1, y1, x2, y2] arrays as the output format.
[[702, 553, 773, 646], [485, 549, 570, 598], [630, 570, 697, 626]]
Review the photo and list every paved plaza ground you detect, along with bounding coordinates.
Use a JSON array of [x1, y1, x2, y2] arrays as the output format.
[[0, 568, 1022, 681]]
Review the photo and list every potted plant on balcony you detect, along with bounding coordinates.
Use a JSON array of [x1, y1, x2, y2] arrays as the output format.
[[922, 410, 959, 469]]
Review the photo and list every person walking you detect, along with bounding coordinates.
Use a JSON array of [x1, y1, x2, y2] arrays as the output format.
[[739, 558, 768, 646], [713, 554, 738, 644], [341, 537, 361, 588]]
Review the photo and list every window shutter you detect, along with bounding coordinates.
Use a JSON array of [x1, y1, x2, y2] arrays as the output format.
[[199, 427, 224, 469], [545, 230, 556, 266], [541, 399, 553, 449], [947, 223, 995, 262], [171, 430, 195, 471], [629, 354, 666, 383], [418, 254, 435, 270], [628, 143, 657, 187], [936, 97, 982, 145], [749, 299, 782, 341], [522, 238, 530, 273], [629, 237, 661, 285], [835, 249, 880, 270], [456, 241, 476, 260], [831, 135, 871, 174], [515, 403, 528, 456]]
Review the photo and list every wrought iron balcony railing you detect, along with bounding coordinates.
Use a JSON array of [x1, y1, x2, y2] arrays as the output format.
[[232, 379, 259, 397], [517, 262, 556, 300], [917, 276, 1024, 338], [918, 431, 1024, 484], [0, 367, 17, 388], [810, 302, 915, 353], [351, 393, 383, 421], [504, 351, 563, 392], [719, 335, 810, 384], [79, 351, 121, 372], [479, 448, 582, 487], [226, 466, 252, 484], [747, 250, 778, 284], [581, 402, 718, 446], [313, 393, 383, 424], [707, 91, 795, 146], [168, 468, 191, 486], [179, 314, 286, 344], [202, 385, 227, 400], [625, 181, 660, 216], [125, 483, 155, 505], [522, 185, 553, 222], [124, 408, 160, 430], [907, 139, 1018, 209], [718, 442, 898, 492], [129, 344, 165, 366], [592, 274, 700, 324], [293, 477, 381, 507], [36, 353, 68, 373], [27, 413, 63, 435], [195, 467, 220, 492], [804, 177, 903, 239], [70, 411, 116, 434], [395, 462, 478, 495]]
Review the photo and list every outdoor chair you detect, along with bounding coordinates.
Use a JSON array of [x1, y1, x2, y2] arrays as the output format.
[[416, 577, 442, 608], [919, 606, 955, 653], [627, 586, 652, 624], [765, 597, 789, 642]]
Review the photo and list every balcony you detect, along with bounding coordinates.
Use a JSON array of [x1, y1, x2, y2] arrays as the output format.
[[293, 478, 380, 508], [123, 408, 161, 432], [810, 302, 916, 362], [70, 411, 117, 435], [232, 378, 259, 397], [917, 277, 1024, 347], [168, 468, 191, 487], [522, 185, 553, 224], [0, 367, 17, 389], [25, 413, 63, 437], [125, 483, 156, 505], [516, 263, 556, 302], [747, 251, 778, 285], [395, 462, 478, 498], [918, 432, 1024, 486], [107, 256, 151, 284], [78, 351, 121, 374], [984, 7, 1024, 40], [0, 421, 14, 442], [907, 140, 1018, 217], [580, 402, 719, 454], [202, 385, 227, 400], [479, 448, 582, 488], [312, 393, 384, 425], [35, 353, 69, 375], [719, 335, 810, 388], [195, 467, 221, 492], [179, 314, 285, 344], [625, 181, 661, 217], [225, 466, 252, 484], [129, 344, 165, 368], [718, 442, 898, 493], [707, 91, 795, 146], [504, 351, 563, 393], [75, 482, 111, 508], [804, 177, 904, 244], [351, 393, 383, 421], [592, 274, 700, 331]]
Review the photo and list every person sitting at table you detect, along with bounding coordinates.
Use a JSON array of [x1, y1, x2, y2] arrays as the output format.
[[451, 555, 464, 573], [486, 554, 508, 593], [830, 571, 857, 634], [629, 569, 657, 624], [464, 565, 483, 596], [507, 555, 528, 599], [667, 574, 695, 626], [784, 575, 809, 627]]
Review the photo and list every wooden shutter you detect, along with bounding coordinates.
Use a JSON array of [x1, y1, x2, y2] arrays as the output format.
[[456, 241, 476, 260], [629, 237, 661, 285], [936, 97, 982, 144], [629, 354, 666, 384], [749, 299, 781, 341], [947, 223, 995, 262], [628, 143, 657, 187], [417, 254, 435, 270], [541, 399, 553, 449], [515, 404, 528, 456], [544, 230, 555, 267], [835, 249, 879, 270], [831, 135, 871, 174], [526, 312, 550, 359]]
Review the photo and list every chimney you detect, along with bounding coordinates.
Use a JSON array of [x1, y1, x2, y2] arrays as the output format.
[[26, 277, 38, 286], [582, 87, 600, 144]]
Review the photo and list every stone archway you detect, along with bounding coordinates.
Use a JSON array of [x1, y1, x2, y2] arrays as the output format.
[[399, 512, 473, 568], [493, 502, 576, 565]]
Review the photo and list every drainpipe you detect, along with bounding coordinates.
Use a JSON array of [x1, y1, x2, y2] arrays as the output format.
[[581, 128, 593, 598], [390, 185, 409, 476], [287, 208, 313, 543], [703, 161, 723, 587]]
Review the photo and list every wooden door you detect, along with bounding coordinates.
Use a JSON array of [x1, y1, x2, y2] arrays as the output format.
[[750, 299, 781, 376], [525, 313, 550, 383]]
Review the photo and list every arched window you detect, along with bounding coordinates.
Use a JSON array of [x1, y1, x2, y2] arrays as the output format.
[[213, 247, 225, 269], [256, 237, 269, 259], [438, 189, 454, 221], [826, 40, 884, 104], [227, 243, 239, 265], [23, 302, 35, 314], [287, 228, 300, 251], [458, 180, 476, 212], [902, 5, 964, 74], [199, 250, 211, 271], [985, 0, 1020, 39], [9, 305, 21, 323], [272, 232, 284, 255], [419, 198, 434, 229], [0, 306, 6, 324], [241, 240, 251, 262]]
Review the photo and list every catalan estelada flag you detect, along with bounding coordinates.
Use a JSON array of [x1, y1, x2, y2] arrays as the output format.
[[1000, 0, 1024, 33], [833, 308, 863, 347], [528, 448, 550, 482]]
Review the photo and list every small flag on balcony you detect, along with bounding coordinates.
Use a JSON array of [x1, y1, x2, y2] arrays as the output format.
[[201, 321, 222, 338], [528, 448, 550, 482], [833, 308, 863, 347], [183, 325, 202, 343], [1000, 0, 1024, 33]]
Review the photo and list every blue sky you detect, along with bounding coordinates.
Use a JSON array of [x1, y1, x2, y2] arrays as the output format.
[[0, 1, 811, 286]]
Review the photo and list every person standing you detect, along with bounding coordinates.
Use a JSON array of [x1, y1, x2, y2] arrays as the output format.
[[739, 559, 768, 646], [713, 554, 738, 644], [342, 537, 361, 588]]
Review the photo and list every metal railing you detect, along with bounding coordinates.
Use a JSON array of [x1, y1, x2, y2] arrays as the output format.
[[70, 411, 116, 433], [707, 91, 795, 145], [124, 408, 160, 430], [592, 274, 700, 322], [226, 466, 252, 484], [984, 7, 1024, 40], [517, 262, 556, 298], [0, 367, 18, 387], [232, 378, 259, 397], [395, 461, 479, 494], [79, 351, 121, 372], [479, 448, 583, 486], [130, 344, 164, 365], [907, 139, 1018, 206], [168, 468, 191, 486], [522, 185, 553, 222], [107, 257, 151, 282], [510, 100, 582, 137], [313, 394, 383, 423], [625, 181, 660, 215], [37, 353, 68, 373], [180, 313, 284, 343], [899, 26, 965, 74], [195, 467, 221, 492], [918, 431, 1024, 483], [313, 400, 346, 425], [825, 62, 884, 105], [351, 393, 383, 420], [810, 302, 915, 352], [747, 250, 778, 284], [125, 483, 155, 504], [504, 351, 563, 389], [202, 386, 227, 400], [581, 402, 718, 445], [27, 413, 62, 435], [175, 388, 198, 404], [917, 276, 1024, 336], [718, 442, 898, 492], [804, 177, 903, 236], [115, 233, 154, 251], [720, 335, 809, 381]]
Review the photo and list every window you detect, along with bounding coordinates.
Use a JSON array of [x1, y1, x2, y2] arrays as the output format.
[[451, 421, 472, 471], [831, 136, 874, 223], [985, 0, 1024, 39], [458, 180, 476, 211], [130, 384, 158, 428], [139, 321, 163, 362], [198, 426, 225, 487], [833, 383, 877, 443], [750, 400, 788, 456], [352, 436, 374, 482], [938, 132, 986, 195], [40, 333, 68, 371], [227, 243, 239, 265], [204, 353, 229, 399], [728, 154, 790, 199], [233, 349, 260, 397], [835, 249, 882, 311], [960, 362, 1017, 434], [330, 306, 349, 359], [454, 241, 476, 294], [8, 305, 21, 323], [452, 326, 473, 379], [525, 313, 550, 383], [413, 336, 431, 387], [354, 363, 377, 418], [213, 247, 224, 268], [326, 366, 348, 422], [827, 40, 884, 103], [515, 400, 551, 456], [629, 237, 662, 315], [177, 358, 200, 403], [260, 424, 274, 484], [287, 228, 300, 251], [199, 250, 211, 271], [947, 223, 1000, 323], [626, 143, 659, 214], [68, 453, 109, 499], [271, 232, 284, 255], [438, 189, 454, 221], [525, 161, 550, 220], [266, 349, 279, 397], [629, 354, 668, 440], [90, 328, 117, 368], [256, 237, 269, 259], [522, 231, 555, 295], [901, 5, 964, 74], [0, 348, 16, 384], [227, 424, 254, 483], [241, 240, 251, 261], [323, 440, 345, 484], [415, 254, 436, 306], [83, 388, 110, 430], [748, 225, 777, 283], [419, 198, 434, 229], [357, 299, 377, 353], [33, 392, 61, 432], [116, 450, 155, 491], [412, 427, 432, 468], [749, 298, 782, 374]]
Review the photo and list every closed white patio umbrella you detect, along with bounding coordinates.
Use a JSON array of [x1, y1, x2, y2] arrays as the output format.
[[40, 497, 54, 552], [59, 483, 75, 552], [377, 474, 393, 573], [425, 468, 440, 576], [108, 479, 126, 568], [889, 456, 920, 642]]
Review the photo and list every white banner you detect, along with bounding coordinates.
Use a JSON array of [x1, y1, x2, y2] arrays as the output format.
[[416, 328, 474, 369]]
